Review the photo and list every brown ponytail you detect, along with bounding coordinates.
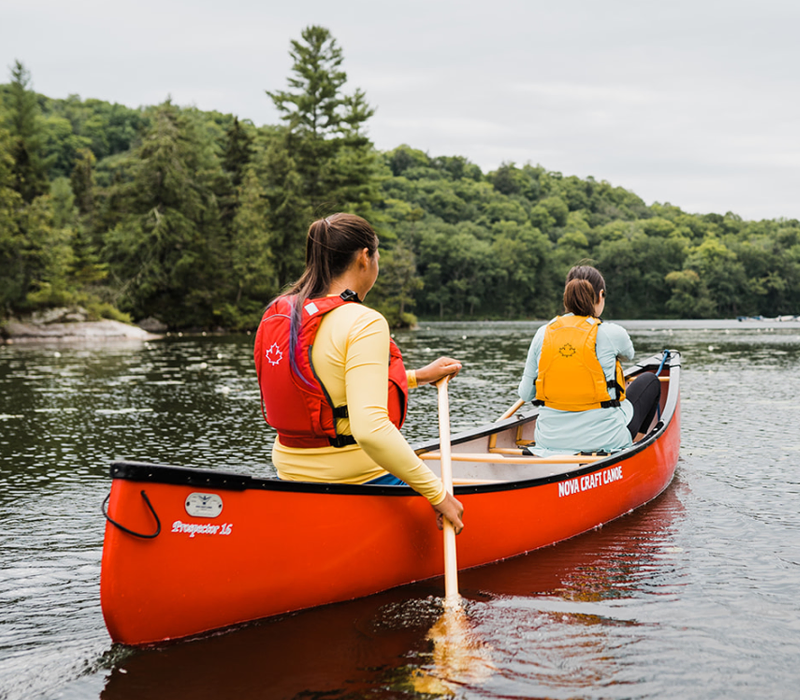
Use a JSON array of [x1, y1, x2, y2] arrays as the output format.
[[563, 265, 606, 317], [280, 214, 379, 381], [287, 213, 378, 307]]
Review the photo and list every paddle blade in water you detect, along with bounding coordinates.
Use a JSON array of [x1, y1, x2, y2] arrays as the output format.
[[411, 605, 495, 694]]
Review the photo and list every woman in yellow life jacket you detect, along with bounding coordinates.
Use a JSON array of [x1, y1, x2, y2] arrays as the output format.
[[254, 213, 464, 534], [517, 265, 661, 455]]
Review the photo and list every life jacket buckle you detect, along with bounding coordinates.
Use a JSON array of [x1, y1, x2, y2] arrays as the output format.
[[328, 434, 357, 448]]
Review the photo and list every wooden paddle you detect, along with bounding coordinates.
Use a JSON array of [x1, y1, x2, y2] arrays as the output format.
[[436, 376, 459, 608], [414, 378, 496, 692], [496, 398, 525, 422]]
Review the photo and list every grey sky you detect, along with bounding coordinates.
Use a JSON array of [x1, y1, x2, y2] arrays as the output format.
[[3, 0, 799, 221]]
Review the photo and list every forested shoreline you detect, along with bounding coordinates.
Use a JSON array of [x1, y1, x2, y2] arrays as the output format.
[[2, 26, 799, 332]]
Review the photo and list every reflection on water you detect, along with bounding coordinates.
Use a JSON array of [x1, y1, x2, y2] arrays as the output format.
[[410, 604, 495, 696], [2, 320, 800, 699]]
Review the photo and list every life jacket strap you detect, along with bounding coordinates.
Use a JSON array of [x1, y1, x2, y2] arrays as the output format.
[[278, 433, 357, 449], [533, 397, 619, 408], [602, 377, 623, 407], [328, 434, 357, 448]]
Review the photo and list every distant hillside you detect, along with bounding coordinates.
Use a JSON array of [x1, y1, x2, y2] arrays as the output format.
[[2, 45, 798, 329]]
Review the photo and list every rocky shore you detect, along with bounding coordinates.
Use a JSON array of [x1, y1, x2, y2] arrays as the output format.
[[1, 307, 162, 344]]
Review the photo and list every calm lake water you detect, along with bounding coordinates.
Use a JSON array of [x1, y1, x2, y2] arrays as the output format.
[[1, 319, 799, 700]]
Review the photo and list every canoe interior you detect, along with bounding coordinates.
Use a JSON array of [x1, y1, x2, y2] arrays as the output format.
[[416, 351, 679, 487]]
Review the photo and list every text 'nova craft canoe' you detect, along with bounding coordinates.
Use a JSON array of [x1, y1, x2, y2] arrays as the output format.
[[100, 351, 681, 646]]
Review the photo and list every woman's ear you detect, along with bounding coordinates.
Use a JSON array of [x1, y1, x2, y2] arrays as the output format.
[[357, 247, 371, 269]]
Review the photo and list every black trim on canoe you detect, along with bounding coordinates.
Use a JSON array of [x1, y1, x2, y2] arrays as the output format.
[[109, 351, 680, 498]]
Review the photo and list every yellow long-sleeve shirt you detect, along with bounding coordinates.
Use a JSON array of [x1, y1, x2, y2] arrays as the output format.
[[272, 301, 446, 506]]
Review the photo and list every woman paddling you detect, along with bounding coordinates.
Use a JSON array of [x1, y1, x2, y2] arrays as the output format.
[[255, 213, 464, 533], [518, 264, 661, 455]]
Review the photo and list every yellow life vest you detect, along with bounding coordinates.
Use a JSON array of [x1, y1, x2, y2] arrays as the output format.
[[534, 315, 626, 411]]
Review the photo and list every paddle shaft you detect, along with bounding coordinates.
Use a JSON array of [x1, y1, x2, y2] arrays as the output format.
[[436, 377, 459, 605], [496, 398, 525, 422]]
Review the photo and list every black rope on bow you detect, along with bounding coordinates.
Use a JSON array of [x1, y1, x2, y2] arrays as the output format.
[[102, 489, 161, 539]]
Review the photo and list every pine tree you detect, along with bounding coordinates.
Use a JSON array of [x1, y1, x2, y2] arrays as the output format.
[[322, 87, 381, 220], [4, 61, 49, 203], [266, 26, 379, 212], [224, 166, 276, 326], [0, 94, 78, 315], [218, 117, 255, 231], [104, 101, 226, 328], [267, 26, 347, 139], [70, 147, 96, 215], [222, 117, 255, 190], [254, 133, 310, 288], [261, 26, 382, 289]]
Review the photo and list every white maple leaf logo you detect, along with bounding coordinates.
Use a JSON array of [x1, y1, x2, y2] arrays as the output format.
[[265, 343, 283, 366]]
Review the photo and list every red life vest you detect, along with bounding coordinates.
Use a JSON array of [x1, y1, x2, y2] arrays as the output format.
[[254, 292, 409, 448]]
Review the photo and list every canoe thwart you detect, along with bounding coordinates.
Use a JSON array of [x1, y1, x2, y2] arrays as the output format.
[[420, 452, 606, 465], [452, 477, 504, 485]]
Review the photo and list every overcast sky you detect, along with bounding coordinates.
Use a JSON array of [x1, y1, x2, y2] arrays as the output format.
[[3, 0, 799, 221]]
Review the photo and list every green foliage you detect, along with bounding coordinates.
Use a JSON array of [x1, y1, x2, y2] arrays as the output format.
[[2, 34, 800, 330], [262, 25, 383, 287], [0, 124, 26, 314], [369, 241, 423, 326], [665, 270, 716, 318], [3, 61, 50, 203], [267, 25, 378, 211], [103, 101, 227, 327], [70, 147, 96, 215], [253, 130, 310, 288], [225, 166, 277, 328], [222, 117, 255, 190]]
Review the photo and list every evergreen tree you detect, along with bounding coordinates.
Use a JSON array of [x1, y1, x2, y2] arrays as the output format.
[[21, 182, 74, 308], [217, 117, 255, 231], [0, 115, 78, 316], [104, 101, 226, 328], [222, 166, 276, 327], [254, 133, 310, 288], [50, 176, 108, 293], [3, 61, 49, 203], [70, 147, 96, 215], [266, 26, 379, 213], [322, 88, 382, 221], [0, 124, 25, 315], [267, 25, 348, 141], [222, 117, 255, 190]]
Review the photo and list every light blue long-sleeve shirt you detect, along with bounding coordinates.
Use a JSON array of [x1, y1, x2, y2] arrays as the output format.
[[518, 315, 635, 455]]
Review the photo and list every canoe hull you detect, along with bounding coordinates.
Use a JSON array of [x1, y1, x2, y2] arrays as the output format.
[[101, 354, 681, 646]]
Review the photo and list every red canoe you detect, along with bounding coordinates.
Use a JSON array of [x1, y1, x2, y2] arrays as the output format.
[[100, 351, 681, 646]]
